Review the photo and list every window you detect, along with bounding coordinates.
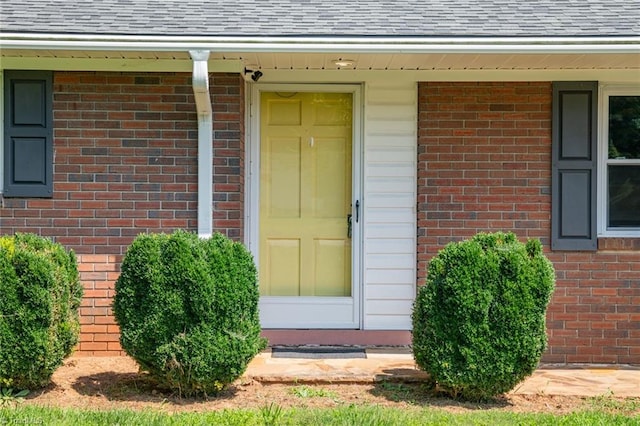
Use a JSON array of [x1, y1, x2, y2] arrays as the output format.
[[2, 70, 53, 198], [599, 86, 640, 236]]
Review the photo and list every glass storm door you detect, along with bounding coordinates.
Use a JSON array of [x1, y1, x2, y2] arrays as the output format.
[[258, 91, 358, 328]]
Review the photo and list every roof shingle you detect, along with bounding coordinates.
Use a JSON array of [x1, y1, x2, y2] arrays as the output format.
[[1, 0, 638, 38]]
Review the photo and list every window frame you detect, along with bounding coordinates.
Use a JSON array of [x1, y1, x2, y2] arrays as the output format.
[[597, 83, 640, 237]]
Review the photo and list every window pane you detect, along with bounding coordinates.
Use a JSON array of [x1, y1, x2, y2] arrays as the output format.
[[608, 165, 640, 227], [608, 96, 640, 159]]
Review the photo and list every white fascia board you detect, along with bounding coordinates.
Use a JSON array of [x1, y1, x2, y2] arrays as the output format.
[[1, 33, 639, 54]]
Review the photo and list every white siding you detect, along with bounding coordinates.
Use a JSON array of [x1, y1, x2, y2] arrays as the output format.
[[363, 81, 417, 330]]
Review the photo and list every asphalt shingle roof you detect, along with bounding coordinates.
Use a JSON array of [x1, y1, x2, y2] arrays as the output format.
[[1, 0, 638, 38]]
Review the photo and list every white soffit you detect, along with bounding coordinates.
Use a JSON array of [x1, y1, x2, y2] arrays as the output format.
[[2, 49, 639, 71]]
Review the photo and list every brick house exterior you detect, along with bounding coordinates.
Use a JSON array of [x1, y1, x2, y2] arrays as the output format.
[[1, 1, 639, 364], [418, 82, 640, 364], [1, 71, 246, 355], [1, 75, 637, 363]]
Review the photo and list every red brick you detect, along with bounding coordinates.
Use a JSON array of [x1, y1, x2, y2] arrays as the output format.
[[92, 351, 124, 356], [79, 334, 93, 342], [94, 316, 117, 325], [80, 342, 108, 351], [94, 298, 113, 307], [80, 308, 110, 317], [79, 316, 94, 325], [83, 290, 110, 298], [81, 325, 108, 333], [94, 334, 120, 342], [107, 342, 123, 351]]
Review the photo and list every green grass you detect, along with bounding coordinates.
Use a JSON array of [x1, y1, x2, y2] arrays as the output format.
[[1, 404, 638, 426], [376, 381, 415, 402], [289, 385, 339, 399], [586, 392, 640, 413]]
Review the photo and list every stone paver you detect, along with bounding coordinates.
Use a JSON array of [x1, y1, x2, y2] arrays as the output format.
[[245, 350, 640, 397], [514, 368, 640, 397], [246, 351, 428, 383]]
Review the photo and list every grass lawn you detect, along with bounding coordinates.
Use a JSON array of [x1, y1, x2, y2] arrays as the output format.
[[2, 404, 638, 425]]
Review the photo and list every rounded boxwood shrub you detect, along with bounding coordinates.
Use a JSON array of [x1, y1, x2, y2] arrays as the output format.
[[0, 233, 83, 389], [412, 232, 555, 400], [113, 231, 266, 396]]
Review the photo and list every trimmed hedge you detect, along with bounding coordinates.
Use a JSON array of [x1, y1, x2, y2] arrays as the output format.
[[113, 231, 266, 396], [412, 232, 555, 400], [0, 233, 83, 389]]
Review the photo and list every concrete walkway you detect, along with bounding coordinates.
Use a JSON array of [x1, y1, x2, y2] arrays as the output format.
[[245, 349, 640, 397]]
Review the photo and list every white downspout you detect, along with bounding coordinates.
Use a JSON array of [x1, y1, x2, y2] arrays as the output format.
[[190, 50, 213, 238]]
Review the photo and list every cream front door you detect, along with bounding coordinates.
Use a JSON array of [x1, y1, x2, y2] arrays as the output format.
[[258, 90, 360, 328]]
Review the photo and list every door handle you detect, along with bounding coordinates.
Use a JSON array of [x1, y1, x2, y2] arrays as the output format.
[[355, 200, 360, 223], [347, 214, 352, 239]]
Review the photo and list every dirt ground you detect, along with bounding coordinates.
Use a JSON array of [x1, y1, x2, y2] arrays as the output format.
[[19, 357, 639, 415]]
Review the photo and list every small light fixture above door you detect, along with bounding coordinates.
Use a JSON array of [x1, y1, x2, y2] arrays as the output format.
[[333, 59, 355, 68]]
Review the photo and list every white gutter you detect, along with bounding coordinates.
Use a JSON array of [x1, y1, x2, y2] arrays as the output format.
[[190, 50, 213, 239], [2, 33, 639, 54]]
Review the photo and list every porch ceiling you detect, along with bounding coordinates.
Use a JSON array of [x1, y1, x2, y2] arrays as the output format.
[[3, 49, 639, 71]]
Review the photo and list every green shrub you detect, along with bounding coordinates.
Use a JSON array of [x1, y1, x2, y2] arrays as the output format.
[[0, 233, 83, 389], [113, 231, 266, 396], [412, 232, 555, 400]]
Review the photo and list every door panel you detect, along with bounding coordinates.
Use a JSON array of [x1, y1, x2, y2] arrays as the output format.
[[263, 136, 301, 218], [266, 98, 302, 126], [260, 92, 353, 300], [313, 239, 350, 296], [264, 239, 301, 296], [314, 137, 350, 218]]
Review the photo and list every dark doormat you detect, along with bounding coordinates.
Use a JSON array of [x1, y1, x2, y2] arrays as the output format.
[[271, 346, 366, 359]]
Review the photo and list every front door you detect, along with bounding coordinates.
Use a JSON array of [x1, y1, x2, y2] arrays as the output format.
[[257, 89, 360, 328]]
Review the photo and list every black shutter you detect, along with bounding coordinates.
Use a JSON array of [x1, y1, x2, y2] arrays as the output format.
[[551, 81, 598, 251], [3, 70, 53, 197]]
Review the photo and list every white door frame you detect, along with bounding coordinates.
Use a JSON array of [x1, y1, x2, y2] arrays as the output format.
[[246, 83, 363, 329]]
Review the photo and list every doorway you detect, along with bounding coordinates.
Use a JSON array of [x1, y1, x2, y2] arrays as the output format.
[[249, 85, 362, 328]]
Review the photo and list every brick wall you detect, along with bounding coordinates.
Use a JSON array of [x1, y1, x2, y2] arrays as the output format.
[[77, 254, 123, 355], [211, 74, 245, 241], [0, 71, 245, 355], [418, 81, 640, 365]]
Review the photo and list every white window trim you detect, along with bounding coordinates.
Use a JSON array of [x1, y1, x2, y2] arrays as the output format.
[[597, 83, 640, 237]]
